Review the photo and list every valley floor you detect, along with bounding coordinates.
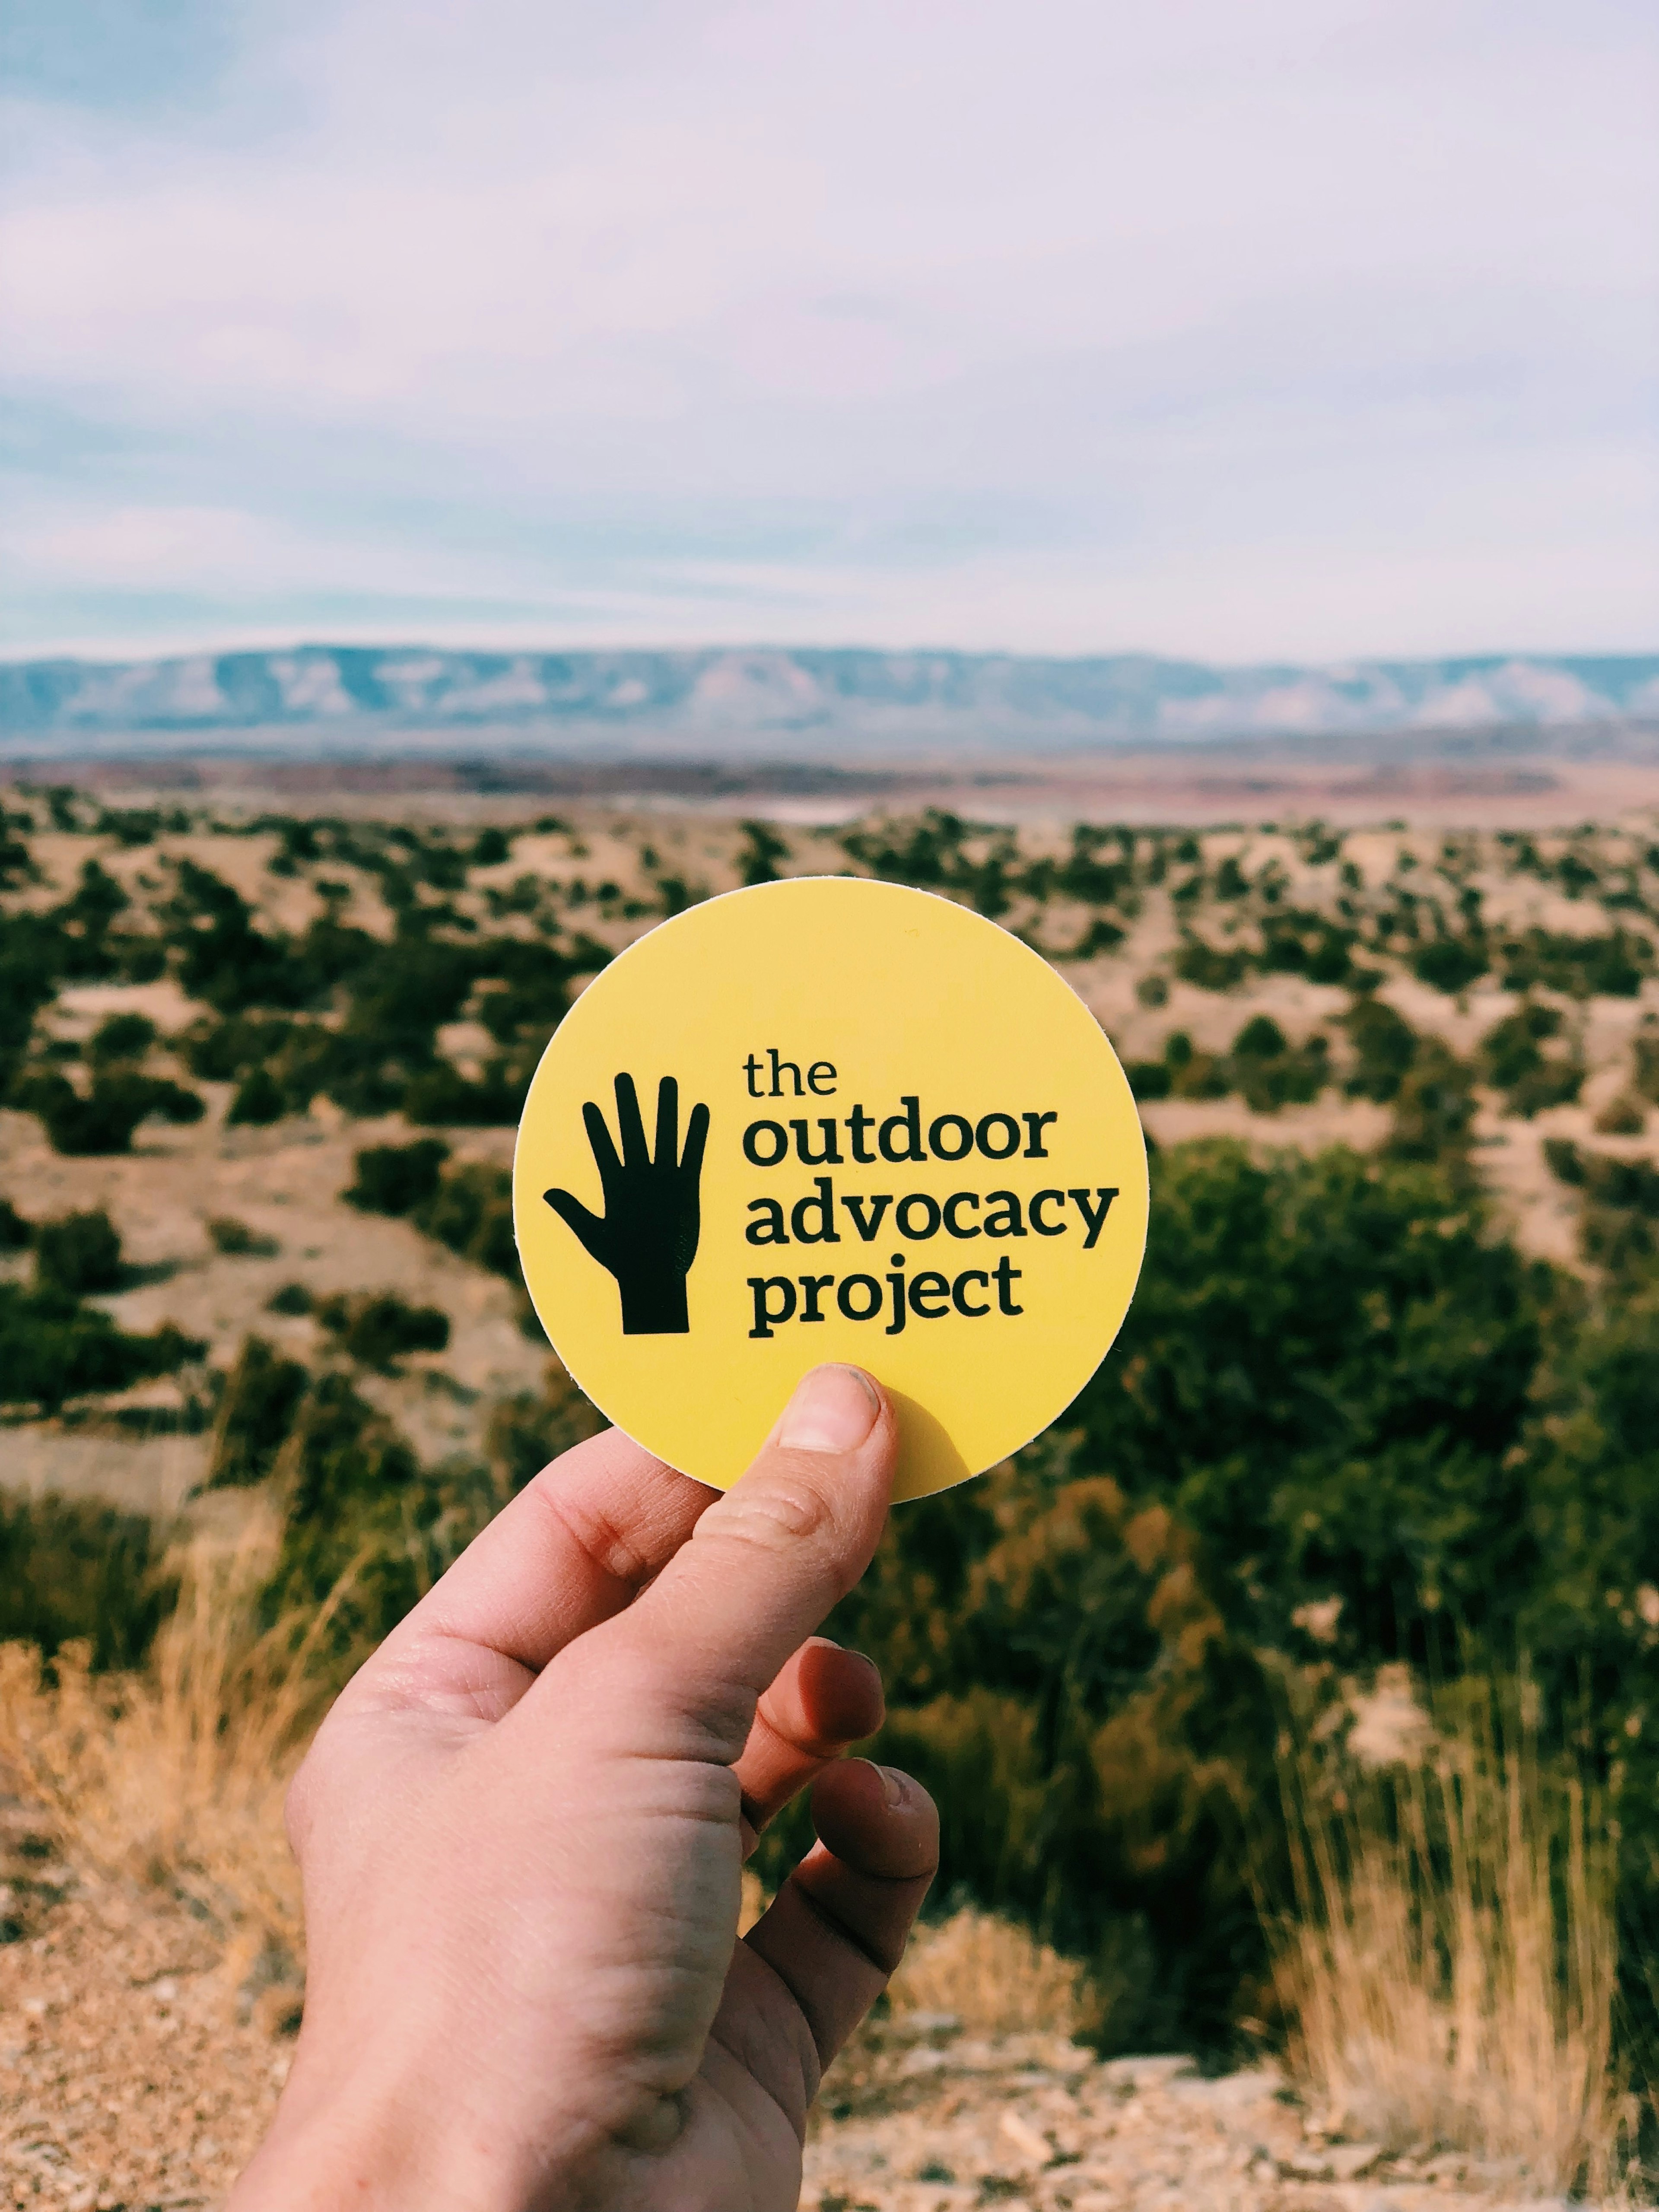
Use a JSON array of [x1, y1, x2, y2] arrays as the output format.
[[0, 1798, 1595, 2212]]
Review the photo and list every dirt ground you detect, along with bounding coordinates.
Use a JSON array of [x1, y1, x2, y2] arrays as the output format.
[[0, 1806, 1593, 2212]]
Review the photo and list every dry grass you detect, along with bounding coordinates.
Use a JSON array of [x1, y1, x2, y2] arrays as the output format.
[[887, 1906, 1084, 2038], [1, 1557, 1078, 2059], [1270, 1672, 1635, 2195], [0, 1519, 330, 1961]]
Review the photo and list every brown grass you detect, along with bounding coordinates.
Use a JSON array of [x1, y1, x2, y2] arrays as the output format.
[[1269, 1672, 1635, 2195], [1, 1556, 1078, 2058], [0, 1520, 329, 1961], [886, 1906, 1083, 2037]]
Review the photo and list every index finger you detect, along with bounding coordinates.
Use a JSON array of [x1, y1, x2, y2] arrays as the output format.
[[546, 1366, 896, 1768]]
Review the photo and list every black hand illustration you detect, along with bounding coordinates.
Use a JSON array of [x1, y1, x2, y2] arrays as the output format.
[[543, 1073, 710, 1334]]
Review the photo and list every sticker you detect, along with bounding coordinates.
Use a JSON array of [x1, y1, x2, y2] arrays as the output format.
[[513, 877, 1149, 1500]]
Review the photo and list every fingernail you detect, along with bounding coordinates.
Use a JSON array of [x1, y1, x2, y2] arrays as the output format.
[[878, 1764, 907, 1810], [777, 1364, 880, 1453]]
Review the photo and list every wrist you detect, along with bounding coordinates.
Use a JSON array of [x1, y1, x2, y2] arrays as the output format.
[[229, 2051, 588, 2212]]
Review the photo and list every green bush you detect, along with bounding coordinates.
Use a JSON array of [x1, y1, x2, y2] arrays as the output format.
[[35, 1208, 122, 1295], [0, 1283, 202, 1412], [206, 1214, 280, 1257], [1065, 1141, 1546, 1655], [0, 1195, 31, 1251], [1173, 937, 1250, 991], [1411, 934, 1487, 993], [344, 1138, 451, 1216], [87, 1011, 157, 1065], [1341, 996, 1420, 1102], [227, 1065, 287, 1125], [1478, 1003, 1583, 1117], [165, 859, 313, 1011], [0, 1494, 175, 1667], [208, 1335, 311, 1486], [257, 1373, 496, 1672], [413, 1159, 516, 1278], [1498, 928, 1649, 998], [1228, 1016, 1328, 1112], [402, 1060, 528, 1127], [15, 1069, 203, 1154], [1382, 1038, 1476, 1167], [316, 1290, 451, 1371]]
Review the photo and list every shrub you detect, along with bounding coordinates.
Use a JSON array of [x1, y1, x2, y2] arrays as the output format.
[[402, 1060, 528, 1127], [86, 1011, 157, 1065], [0, 1195, 30, 1251], [1229, 1016, 1328, 1113], [206, 1214, 280, 1257], [0, 1283, 202, 1413], [1124, 1058, 1171, 1102], [1150, 1030, 1226, 1101], [1065, 1141, 1546, 1656], [227, 1065, 286, 1125], [15, 1070, 203, 1154], [165, 858, 312, 1011], [413, 1159, 516, 1278], [315, 1290, 450, 1370], [1633, 1018, 1659, 1106], [343, 1137, 451, 1217], [1173, 937, 1249, 991], [1383, 1039, 1476, 1166], [1593, 1093, 1646, 1136], [813, 1459, 1271, 2047], [1412, 934, 1488, 994], [266, 1281, 314, 1316], [0, 1493, 174, 1666], [1479, 1003, 1582, 1116], [1499, 928, 1649, 998], [35, 1208, 122, 1296], [1341, 997, 1419, 1102], [178, 1012, 294, 1081], [207, 1335, 311, 1487]]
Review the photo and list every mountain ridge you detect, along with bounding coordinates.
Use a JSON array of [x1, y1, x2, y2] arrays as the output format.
[[3, 644, 1657, 757]]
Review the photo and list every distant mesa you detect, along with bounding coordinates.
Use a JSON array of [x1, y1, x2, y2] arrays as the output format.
[[1, 644, 1656, 760]]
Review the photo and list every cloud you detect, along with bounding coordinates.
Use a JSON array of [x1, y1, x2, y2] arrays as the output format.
[[1, 0, 1655, 658]]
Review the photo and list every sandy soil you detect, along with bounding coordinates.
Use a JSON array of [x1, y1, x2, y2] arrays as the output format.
[[0, 1096, 543, 1513], [0, 1821, 1593, 2212]]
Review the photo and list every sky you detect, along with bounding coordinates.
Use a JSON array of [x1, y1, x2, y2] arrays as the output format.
[[1, 0, 1656, 666]]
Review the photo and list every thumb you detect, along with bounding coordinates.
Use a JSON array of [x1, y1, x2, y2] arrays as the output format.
[[543, 1186, 610, 1265], [547, 1366, 896, 1765]]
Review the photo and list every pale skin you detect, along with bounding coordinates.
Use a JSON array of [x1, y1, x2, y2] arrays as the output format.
[[229, 1362, 939, 2212]]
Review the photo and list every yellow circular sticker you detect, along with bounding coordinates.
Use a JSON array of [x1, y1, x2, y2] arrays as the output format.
[[513, 877, 1148, 1500]]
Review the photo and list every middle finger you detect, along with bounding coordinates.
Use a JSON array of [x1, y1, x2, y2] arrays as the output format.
[[735, 1636, 885, 1854]]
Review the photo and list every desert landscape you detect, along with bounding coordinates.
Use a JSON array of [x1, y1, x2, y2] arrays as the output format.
[[5, 766, 1659, 2205]]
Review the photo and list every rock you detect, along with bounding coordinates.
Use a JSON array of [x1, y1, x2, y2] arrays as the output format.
[[889, 2009, 963, 2042], [998, 2109, 1054, 2165], [1097, 2054, 1198, 2090], [1281, 2149, 1336, 2180], [1327, 2142, 1385, 2180]]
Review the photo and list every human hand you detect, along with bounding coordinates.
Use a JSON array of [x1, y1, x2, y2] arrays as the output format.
[[228, 1363, 937, 2212], [543, 1072, 710, 1334]]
